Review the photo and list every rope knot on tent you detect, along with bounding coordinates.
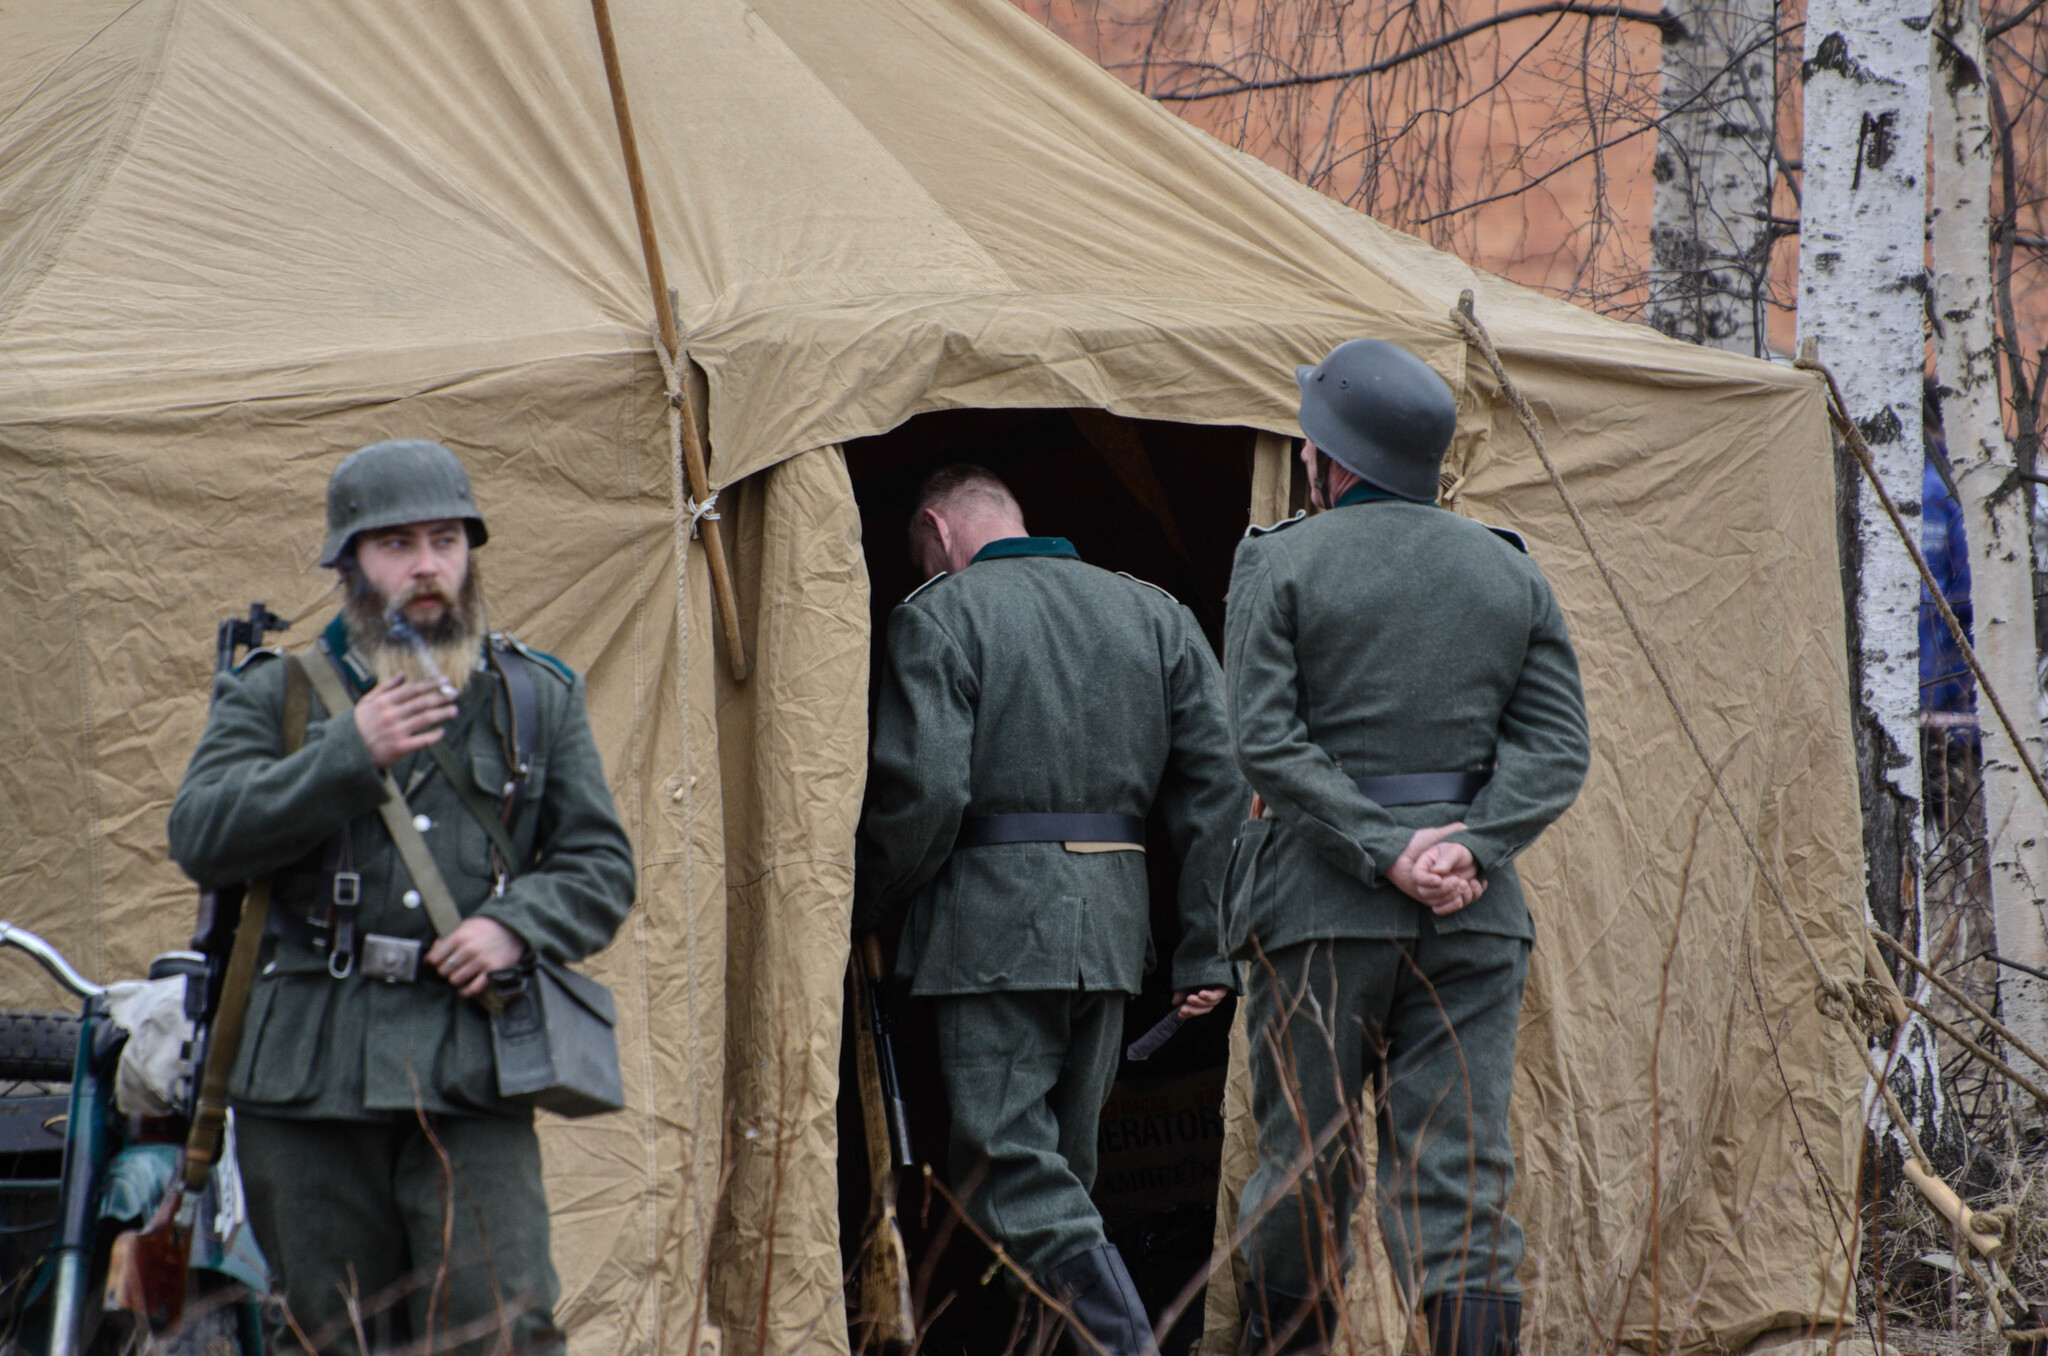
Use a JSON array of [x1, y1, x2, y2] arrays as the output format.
[[1976, 1203, 2019, 1256], [649, 321, 688, 408], [1813, 974, 1895, 1037], [686, 491, 721, 537], [649, 324, 722, 540]]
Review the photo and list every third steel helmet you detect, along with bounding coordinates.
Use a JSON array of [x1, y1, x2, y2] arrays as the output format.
[[1295, 339, 1457, 502]]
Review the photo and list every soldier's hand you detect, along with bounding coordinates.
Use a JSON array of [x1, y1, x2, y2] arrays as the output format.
[[1389, 823, 1481, 912], [428, 917, 528, 998], [1413, 840, 1486, 916], [1175, 987, 1229, 1019], [354, 674, 459, 771]]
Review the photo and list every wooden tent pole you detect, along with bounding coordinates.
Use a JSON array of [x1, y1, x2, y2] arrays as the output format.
[[589, 0, 748, 682]]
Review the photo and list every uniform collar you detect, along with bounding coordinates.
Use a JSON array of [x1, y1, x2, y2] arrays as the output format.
[[1334, 482, 1428, 508], [320, 613, 376, 697], [970, 536, 1081, 563]]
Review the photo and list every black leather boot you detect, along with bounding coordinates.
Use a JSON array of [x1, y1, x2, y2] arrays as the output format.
[[1043, 1244, 1155, 1356], [1422, 1292, 1522, 1356], [1236, 1285, 1338, 1356]]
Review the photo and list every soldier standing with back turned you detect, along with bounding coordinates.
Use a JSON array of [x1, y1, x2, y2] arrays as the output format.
[[1223, 342, 1589, 1356], [855, 464, 1246, 1356], [169, 440, 636, 1354]]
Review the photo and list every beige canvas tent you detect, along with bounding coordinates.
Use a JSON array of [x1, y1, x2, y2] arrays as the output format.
[[0, 0, 1867, 1353]]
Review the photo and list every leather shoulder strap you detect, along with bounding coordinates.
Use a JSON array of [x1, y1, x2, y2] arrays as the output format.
[[298, 645, 467, 941], [490, 641, 538, 827], [181, 651, 314, 1192], [281, 655, 311, 755]]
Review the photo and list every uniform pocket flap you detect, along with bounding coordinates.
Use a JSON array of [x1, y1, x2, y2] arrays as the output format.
[[1224, 818, 1273, 889], [471, 750, 510, 798]]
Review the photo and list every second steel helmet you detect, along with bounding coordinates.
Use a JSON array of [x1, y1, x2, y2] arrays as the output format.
[[319, 439, 489, 567], [1295, 339, 1457, 502]]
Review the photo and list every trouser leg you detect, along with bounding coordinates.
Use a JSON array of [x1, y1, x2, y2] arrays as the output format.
[[236, 1110, 562, 1355], [934, 990, 1124, 1279], [237, 1113, 412, 1354], [1048, 991, 1125, 1201], [1375, 928, 1530, 1302], [1236, 940, 1388, 1303], [394, 1112, 564, 1355]]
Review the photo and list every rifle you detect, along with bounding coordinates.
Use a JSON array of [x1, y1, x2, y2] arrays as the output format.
[[849, 933, 916, 1348], [184, 605, 288, 1027], [107, 604, 288, 1333]]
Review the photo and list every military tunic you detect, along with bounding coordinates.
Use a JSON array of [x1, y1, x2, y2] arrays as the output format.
[[854, 537, 1245, 1277], [1222, 491, 1587, 1304], [169, 615, 635, 1353]]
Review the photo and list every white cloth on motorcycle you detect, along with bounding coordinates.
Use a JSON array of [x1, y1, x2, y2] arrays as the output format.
[[105, 977, 194, 1118]]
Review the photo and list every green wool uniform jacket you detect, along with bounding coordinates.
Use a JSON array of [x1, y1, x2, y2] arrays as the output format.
[[854, 539, 1246, 997], [168, 617, 636, 1120], [1222, 499, 1589, 955]]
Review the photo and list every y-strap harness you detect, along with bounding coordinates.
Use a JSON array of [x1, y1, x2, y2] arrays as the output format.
[[284, 637, 539, 984]]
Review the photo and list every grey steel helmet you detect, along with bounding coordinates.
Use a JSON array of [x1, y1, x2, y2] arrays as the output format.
[[319, 439, 488, 567], [1295, 339, 1458, 502]]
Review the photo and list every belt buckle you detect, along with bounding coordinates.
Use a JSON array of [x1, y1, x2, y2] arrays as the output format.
[[359, 934, 422, 984]]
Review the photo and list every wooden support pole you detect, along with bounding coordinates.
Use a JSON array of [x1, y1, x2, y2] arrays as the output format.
[[589, 0, 748, 682]]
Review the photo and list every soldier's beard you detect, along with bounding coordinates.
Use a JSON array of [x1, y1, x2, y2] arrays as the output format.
[[342, 562, 489, 690]]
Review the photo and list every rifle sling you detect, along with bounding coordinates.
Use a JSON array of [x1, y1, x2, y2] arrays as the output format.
[[296, 645, 468, 942], [181, 654, 310, 1192]]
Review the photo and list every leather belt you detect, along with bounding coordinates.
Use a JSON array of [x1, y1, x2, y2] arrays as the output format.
[[1352, 769, 1491, 806], [959, 813, 1146, 847]]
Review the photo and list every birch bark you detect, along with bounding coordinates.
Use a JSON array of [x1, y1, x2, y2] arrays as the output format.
[[1931, 0, 2048, 1068], [1647, 0, 1777, 354], [1797, 0, 1942, 1149]]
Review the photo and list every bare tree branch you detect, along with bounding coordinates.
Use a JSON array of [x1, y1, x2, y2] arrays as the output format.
[[1409, 20, 1797, 225], [1146, 0, 1679, 101], [1988, 0, 2047, 40]]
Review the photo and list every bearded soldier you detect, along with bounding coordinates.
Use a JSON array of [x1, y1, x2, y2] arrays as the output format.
[[855, 464, 1245, 1356], [1224, 342, 1589, 1356], [169, 439, 635, 1354]]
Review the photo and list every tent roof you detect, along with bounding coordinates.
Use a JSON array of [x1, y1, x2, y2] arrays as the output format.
[[1, 0, 1800, 481]]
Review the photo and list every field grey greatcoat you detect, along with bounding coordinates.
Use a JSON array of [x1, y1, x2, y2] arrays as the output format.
[[854, 537, 1243, 996], [1223, 489, 1588, 1306], [168, 615, 636, 1120], [854, 535, 1246, 1283]]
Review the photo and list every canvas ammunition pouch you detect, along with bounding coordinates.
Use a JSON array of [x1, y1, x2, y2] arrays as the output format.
[[294, 640, 624, 1118]]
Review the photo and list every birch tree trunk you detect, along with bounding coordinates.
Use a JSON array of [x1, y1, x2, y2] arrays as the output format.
[[1931, 0, 2048, 1073], [1797, 0, 1944, 1151], [1647, 0, 1777, 354]]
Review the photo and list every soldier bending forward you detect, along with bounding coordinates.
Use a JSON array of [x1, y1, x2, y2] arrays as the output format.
[[855, 465, 1245, 1356], [1224, 343, 1589, 1356], [170, 439, 635, 1354]]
